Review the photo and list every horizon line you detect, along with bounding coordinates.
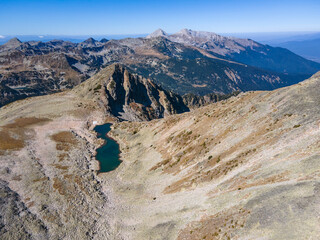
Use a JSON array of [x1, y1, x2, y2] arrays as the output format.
[[1, 30, 320, 37]]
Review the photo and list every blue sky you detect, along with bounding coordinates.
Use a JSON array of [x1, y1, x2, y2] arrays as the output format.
[[1, 0, 320, 35]]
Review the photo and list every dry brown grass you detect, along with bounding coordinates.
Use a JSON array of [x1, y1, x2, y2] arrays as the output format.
[[58, 153, 68, 162], [5, 117, 50, 128], [134, 48, 168, 59], [51, 131, 78, 152], [149, 158, 171, 171], [42, 214, 58, 224], [53, 178, 66, 195], [0, 117, 50, 152], [33, 177, 48, 183], [0, 130, 25, 150], [149, 92, 295, 194], [27, 201, 35, 208], [52, 164, 69, 170], [177, 207, 250, 240], [222, 171, 290, 193]]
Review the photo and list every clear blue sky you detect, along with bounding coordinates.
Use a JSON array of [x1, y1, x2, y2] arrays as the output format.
[[1, 0, 319, 35]]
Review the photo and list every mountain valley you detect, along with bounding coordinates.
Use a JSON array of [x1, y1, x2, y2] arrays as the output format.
[[1, 69, 320, 239]]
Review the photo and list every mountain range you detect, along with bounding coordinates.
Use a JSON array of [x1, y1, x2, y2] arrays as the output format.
[[1, 29, 320, 108]]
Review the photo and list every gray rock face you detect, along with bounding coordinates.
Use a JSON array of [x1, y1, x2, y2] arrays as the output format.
[[74, 64, 190, 121], [1, 37, 23, 49], [182, 91, 240, 109], [167, 28, 259, 56]]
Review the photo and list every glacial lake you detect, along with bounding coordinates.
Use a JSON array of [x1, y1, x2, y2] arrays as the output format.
[[94, 123, 122, 173]]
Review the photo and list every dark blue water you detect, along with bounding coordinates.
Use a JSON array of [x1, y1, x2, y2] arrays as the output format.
[[94, 123, 122, 173]]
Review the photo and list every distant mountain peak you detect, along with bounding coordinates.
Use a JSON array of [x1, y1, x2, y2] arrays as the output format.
[[100, 38, 108, 43], [78, 37, 98, 47], [83, 37, 97, 43], [177, 28, 192, 35], [9, 37, 22, 43], [146, 28, 168, 39], [4, 37, 22, 47], [174, 28, 220, 39]]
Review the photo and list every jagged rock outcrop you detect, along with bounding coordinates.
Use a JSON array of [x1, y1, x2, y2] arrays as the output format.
[[0, 83, 24, 106], [182, 91, 240, 109], [74, 64, 189, 121]]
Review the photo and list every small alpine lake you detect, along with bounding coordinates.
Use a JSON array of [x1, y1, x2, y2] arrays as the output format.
[[94, 123, 122, 173]]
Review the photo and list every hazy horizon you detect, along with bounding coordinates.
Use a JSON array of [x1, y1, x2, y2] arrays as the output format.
[[1, 30, 320, 46], [1, 0, 319, 36]]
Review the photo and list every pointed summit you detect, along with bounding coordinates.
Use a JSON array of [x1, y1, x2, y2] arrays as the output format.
[[85, 37, 96, 43], [146, 29, 168, 39], [8, 37, 22, 43], [3, 37, 22, 48], [79, 37, 98, 47]]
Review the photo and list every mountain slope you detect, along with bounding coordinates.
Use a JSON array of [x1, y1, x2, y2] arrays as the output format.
[[0, 72, 319, 239], [109, 71, 320, 239], [127, 49, 302, 95], [0, 71, 320, 240], [0, 83, 24, 106], [276, 38, 320, 63], [149, 28, 320, 75]]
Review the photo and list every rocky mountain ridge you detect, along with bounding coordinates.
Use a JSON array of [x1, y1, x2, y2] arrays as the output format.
[[1, 30, 319, 107], [73, 63, 236, 121], [73, 64, 189, 121], [148, 28, 320, 74]]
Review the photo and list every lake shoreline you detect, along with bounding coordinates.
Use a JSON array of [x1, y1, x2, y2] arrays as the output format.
[[94, 123, 122, 173]]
